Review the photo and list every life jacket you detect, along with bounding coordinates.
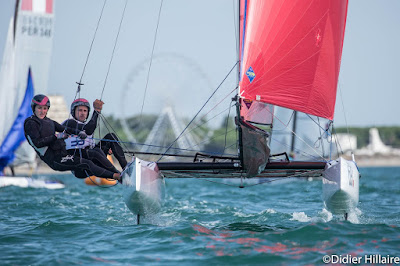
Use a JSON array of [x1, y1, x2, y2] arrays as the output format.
[[24, 115, 67, 163]]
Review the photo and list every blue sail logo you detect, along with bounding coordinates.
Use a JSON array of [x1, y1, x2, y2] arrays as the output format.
[[246, 67, 255, 83]]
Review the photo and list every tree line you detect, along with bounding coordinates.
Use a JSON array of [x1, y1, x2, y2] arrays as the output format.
[[96, 114, 400, 154], [335, 126, 400, 149]]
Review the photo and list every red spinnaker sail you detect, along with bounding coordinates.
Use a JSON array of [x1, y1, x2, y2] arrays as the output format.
[[239, 0, 348, 120]]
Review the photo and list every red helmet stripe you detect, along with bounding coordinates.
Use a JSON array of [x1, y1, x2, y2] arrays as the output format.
[[32, 96, 49, 106], [72, 98, 89, 103]]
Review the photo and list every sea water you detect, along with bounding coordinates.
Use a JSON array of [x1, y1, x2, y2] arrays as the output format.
[[1, 167, 399, 265]]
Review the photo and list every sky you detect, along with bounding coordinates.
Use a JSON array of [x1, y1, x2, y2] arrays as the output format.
[[0, 0, 399, 128]]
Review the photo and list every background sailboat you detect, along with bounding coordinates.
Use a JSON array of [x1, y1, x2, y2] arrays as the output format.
[[0, 68, 33, 172], [0, 0, 55, 176]]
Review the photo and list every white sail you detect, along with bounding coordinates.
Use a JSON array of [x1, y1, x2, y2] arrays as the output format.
[[0, 0, 55, 169], [0, 18, 17, 146]]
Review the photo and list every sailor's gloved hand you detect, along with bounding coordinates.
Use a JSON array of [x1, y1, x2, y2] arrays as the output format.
[[93, 99, 104, 113], [78, 131, 87, 139], [56, 132, 68, 139]]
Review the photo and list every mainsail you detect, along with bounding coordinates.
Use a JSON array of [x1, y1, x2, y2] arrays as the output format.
[[0, 0, 55, 172], [239, 0, 348, 120]]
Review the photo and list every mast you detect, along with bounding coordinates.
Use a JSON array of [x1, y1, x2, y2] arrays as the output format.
[[236, 0, 241, 84], [236, 0, 244, 165], [13, 0, 20, 43], [290, 111, 298, 156]]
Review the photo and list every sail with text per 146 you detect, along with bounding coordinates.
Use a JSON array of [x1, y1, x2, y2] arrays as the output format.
[[0, 0, 55, 173]]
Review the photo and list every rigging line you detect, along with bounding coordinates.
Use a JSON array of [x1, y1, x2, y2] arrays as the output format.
[[269, 137, 324, 161], [180, 106, 237, 152], [92, 114, 240, 156], [197, 86, 237, 123], [162, 171, 237, 186], [192, 176, 244, 188], [338, 82, 354, 153], [221, 142, 237, 153], [271, 111, 295, 132], [316, 117, 326, 156], [186, 168, 323, 188], [271, 110, 327, 162], [96, 110, 102, 151], [331, 125, 344, 157], [138, 0, 164, 128], [176, 86, 237, 142], [157, 61, 239, 162], [180, 105, 231, 141], [246, 169, 324, 187], [100, 0, 128, 100], [305, 113, 332, 136], [90, 136, 237, 157], [233, 0, 239, 57], [177, 102, 234, 148], [65, 0, 109, 132], [78, 0, 107, 84], [221, 102, 234, 155], [97, 113, 131, 152], [191, 128, 237, 149]]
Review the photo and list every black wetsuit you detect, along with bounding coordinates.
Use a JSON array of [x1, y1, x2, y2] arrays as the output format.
[[63, 111, 127, 169], [24, 115, 116, 179]]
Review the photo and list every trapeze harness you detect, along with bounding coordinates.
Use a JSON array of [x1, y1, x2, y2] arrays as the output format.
[[62, 114, 120, 176], [63, 112, 127, 169]]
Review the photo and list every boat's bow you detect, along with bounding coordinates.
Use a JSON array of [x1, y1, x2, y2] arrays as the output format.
[[122, 158, 165, 216], [322, 157, 360, 215]]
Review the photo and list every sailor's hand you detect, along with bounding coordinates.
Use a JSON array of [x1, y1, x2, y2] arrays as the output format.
[[56, 132, 68, 139], [78, 131, 87, 139], [93, 99, 104, 112]]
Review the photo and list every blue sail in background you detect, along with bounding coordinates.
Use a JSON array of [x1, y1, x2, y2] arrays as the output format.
[[0, 68, 34, 173]]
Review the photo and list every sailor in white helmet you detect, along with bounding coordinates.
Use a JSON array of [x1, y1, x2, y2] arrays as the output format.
[[63, 98, 127, 177]]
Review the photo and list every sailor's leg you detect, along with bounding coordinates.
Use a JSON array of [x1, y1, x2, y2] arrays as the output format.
[[53, 154, 116, 179], [87, 147, 119, 173], [10, 166, 15, 176], [98, 133, 127, 169], [72, 169, 89, 179]]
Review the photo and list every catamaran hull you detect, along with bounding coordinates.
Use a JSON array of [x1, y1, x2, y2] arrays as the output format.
[[0, 176, 65, 189], [322, 157, 359, 215], [122, 158, 165, 216]]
